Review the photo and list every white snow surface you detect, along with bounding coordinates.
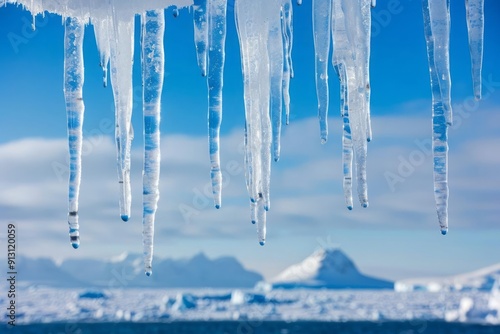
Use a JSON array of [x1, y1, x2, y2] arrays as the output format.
[[1, 286, 498, 324]]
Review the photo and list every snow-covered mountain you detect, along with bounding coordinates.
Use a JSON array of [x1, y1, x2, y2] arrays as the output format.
[[17, 252, 262, 288], [395, 263, 500, 292], [269, 248, 393, 289]]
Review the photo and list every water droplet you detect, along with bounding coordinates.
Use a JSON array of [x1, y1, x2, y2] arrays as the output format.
[[121, 215, 129, 222]]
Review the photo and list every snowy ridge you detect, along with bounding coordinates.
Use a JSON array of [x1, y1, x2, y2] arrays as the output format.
[[270, 248, 393, 289], [396, 262, 500, 292]]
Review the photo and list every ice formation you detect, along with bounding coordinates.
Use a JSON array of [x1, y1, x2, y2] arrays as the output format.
[[64, 16, 85, 249], [4, 0, 485, 274], [421, 0, 484, 235]]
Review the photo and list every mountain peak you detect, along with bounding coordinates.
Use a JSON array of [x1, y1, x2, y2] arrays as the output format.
[[270, 248, 393, 289]]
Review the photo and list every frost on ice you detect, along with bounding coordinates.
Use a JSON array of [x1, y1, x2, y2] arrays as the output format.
[[4, 0, 487, 273]]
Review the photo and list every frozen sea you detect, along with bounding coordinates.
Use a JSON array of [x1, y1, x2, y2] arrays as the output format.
[[2, 286, 500, 333]]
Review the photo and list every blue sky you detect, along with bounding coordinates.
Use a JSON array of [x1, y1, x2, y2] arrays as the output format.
[[0, 0, 499, 280]]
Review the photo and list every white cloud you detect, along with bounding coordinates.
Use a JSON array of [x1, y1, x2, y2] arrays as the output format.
[[0, 107, 499, 278]]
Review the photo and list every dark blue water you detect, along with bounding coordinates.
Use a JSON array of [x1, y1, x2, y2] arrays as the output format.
[[5, 321, 500, 334]]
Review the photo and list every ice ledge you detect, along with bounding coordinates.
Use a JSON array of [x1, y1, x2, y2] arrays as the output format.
[[6, 0, 193, 20]]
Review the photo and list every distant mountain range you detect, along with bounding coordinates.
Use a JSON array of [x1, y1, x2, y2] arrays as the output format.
[[269, 248, 394, 289], [13, 248, 498, 291], [17, 252, 263, 289], [395, 263, 500, 292]]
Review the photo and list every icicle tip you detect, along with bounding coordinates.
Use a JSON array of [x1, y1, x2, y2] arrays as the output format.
[[441, 228, 448, 236], [347, 205, 353, 211], [145, 270, 152, 277], [362, 202, 369, 208], [121, 215, 130, 222], [251, 220, 256, 225], [215, 204, 221, 209], [259, 241, 265, 246]]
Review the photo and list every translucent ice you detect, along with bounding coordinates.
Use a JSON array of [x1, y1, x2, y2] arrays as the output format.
[[235, 0, 284, 241], [141, 10, 165, 276], [109, 14, 135, 222], [64, 16, 85, 249], [332, 0, 371, 208], [207, 0, 228, 209], [313, 0, 332, 144], [465, 0, 484, 100], [422, 0, 451, 234]]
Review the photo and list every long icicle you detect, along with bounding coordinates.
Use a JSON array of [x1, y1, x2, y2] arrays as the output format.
[[422, 0, 451, 235], [465, 0, 484, 100], [64, 16, 85, 249], [282, 0, 293, 125], [312, 0, 332, 144], [193, 0, 208, 76], [270, 3, 284, 162], [109, 13, 135, 222], [333, 1, 353, 210], [141, 10, 165, 277], [333, 0, 370, 208], [235, 0, 280, 245], [207, 0, 228, 209]]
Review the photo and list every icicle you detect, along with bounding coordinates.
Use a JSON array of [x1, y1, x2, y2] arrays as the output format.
[[93, 18, 111, 87], [173, 6, 179, 18], [193, 0, 208, 76], [64, 16, 85, 249], [465, 0, 484, 100], [256, 200, 266, 245], [235, 0, 280, 242], [282, 0, 293, 125], [141, 10, 165, 277], [335, 63, 353, 210], [297, 0, 303, 5], [332, 0, 370, 208], [371, 0, 376, 8], [313, 0, 332, 144], [270, 4, 284, 162], [362, 1, 373, 143], [207, 0, 228, 209], [30, 0, 34, 30], [422, 0, 451, 235], [109, 13, 135, 222]]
